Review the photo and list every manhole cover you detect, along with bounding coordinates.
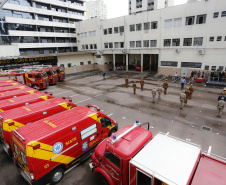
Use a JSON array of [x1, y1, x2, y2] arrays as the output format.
[[201, 126, 212, 132]]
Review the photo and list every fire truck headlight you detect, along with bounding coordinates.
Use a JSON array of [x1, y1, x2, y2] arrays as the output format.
[[30, 173, 34, 180]]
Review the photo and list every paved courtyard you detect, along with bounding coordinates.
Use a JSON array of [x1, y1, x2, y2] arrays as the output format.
[[0, 71, 226, 185]]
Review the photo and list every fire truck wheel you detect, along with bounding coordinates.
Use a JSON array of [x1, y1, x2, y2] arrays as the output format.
[[96, 173, 110, 185], [50, 168, 64, 185], [32, 84, 39, 90]]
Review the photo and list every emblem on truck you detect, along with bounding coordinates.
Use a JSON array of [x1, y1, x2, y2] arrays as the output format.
[[52, 142, 63, 154]]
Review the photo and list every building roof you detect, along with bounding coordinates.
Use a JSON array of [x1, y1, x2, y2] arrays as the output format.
[[191, 154, 226, 185], [130, 133, 201, 185]]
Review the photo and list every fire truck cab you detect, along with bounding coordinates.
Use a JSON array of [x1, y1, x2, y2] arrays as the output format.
[[25, 71, 49, 89], [38, 68, 58, 85], [11, 105, 118, 185], [50, 66, 65, 82]]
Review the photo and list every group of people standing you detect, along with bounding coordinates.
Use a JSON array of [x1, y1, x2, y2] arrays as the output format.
[[179, 84, 195, 109]]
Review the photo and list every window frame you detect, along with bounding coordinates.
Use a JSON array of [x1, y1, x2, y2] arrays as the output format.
[[172, 38, 180, 46], [106, 152, 121, 169], [80, 123, 97, 140], [196, 14, 206, 24], [185, 16, 195, 25], [183, 38, 192, 46], [130, 25, 135, 32]]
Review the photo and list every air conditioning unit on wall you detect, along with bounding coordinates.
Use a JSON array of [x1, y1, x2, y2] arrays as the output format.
[[198, 49, 205, 54], [175, 49, 180, 53]]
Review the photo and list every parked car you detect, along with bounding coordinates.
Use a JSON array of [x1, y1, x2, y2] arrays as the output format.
[[116, 65, 125, 70]]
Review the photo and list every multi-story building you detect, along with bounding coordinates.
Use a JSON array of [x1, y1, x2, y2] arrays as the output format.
[[76, 0, 226, 76], [0, 0, 87, 55], [86, 0, 107, 19], [129, 0, 175, 15]]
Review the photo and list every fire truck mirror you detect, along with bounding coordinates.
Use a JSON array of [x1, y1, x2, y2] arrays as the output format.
[[72, 126, 76, 131]]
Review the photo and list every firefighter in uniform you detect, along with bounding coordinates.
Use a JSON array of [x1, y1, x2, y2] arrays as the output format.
[[185, 87, 190, 104], [152, 87, 157, 103], [125, 76, 129, 88], [157, 85, 162, 99], [140, 77, 144, 91], [163, 79, 168, 95], [189, 84, 195, 99], [217, 97, 225, 117], [180, 90, 186, 109], [133, 81, 136, 94], [220, 88, 226, 95]]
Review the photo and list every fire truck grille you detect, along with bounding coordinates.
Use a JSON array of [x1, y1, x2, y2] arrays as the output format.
[[201, 126, 212, 132], [45, 78, 49, 86]]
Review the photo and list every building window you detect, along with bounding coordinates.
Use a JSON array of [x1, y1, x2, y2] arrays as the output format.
[[109, 42, 113, 48], [213, 12, 219, 18], [150, 40, 157, 47], [115, 42, 119, 48], [151, 21, 157, 29], [164, 19, 172, 28], [104, 43, 108, 48], [181, 62, 202, 68], [219, 66, 224, 70], [80, 62, 84, 65], [196, 14, 206, 24], [130, 41, 135, 48], [143, 40, 149, 47], [94, 44, 97, 49], [217, 36, 222, 41], [90, 44, 93, 49], [144, 22, 150, 30], [136, 41, 141, 47], [174, 18, 182, 27], [193, 37, 203, 46], [60, 64, 65, 67], [136, 23, 142, 31], [108, 28, 112, 34], [221, 11, 226, 17], [209, 37, 214, 42], [89, 31, 92, 37], [205, 65, 209, 70], [185, 16, 195, 25], [114, 27, 119, 33], [183, 38, 192, 46], [67, 63, 71, 67], [120, 42, 124, 48], [164, 39, 171, 47], [103, 29, 107, 35], [130, 25, 135, 32], [172, 39, 180, 46], [161, 61, 178, 67], [119, 26, 124, 33], [88, 61, 91, 64], [85, 45, 88, 49]]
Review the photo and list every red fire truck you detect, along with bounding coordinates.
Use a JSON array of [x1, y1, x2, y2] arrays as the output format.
[[0, 70, 49, 90], [50, 66, 65, 82], [0, 79, 17, 83], [0, 98, 76, 156], [0, 92, 53, 112], [0, 84, 27, 93], [0, 81, 19, 87], [11, 105, 118, 185], [89, 122, 226, 185], [0, 88, 37, 101], [37, 68, 58, 85]]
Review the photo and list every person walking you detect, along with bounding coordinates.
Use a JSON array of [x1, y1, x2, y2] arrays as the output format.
[[125, 76, 129, 88], [180, 90, 186, 109], [217, 97, 225, 117], [220, 88, 226, 95], [184, 87, 190, 104], [180, 77, 186, 90], [133, 81, 136, 94], [103, 71, 106, 80], [157, 85, 162, 99], [140, 77, 144, 91], [163, 79, 168, 95], [174, 72, 178, 82], [189, 84, 195, 99], [152, 87, 157, 103]]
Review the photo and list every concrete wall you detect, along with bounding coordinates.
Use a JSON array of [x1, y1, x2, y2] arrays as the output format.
[[0, 45, 20, 57]]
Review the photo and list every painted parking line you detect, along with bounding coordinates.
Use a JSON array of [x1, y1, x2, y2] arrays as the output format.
[[207, 146, 212, 155], [54, 90, 71, 95], [70, 94, 80, 98], [75, 94, 102, 104], [108, 113, 113, 117], [49, 88, 62, 91]]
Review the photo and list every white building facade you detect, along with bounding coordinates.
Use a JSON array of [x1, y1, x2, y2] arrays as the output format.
[[76, 0, 226, 76], [129, 0, 175, 15], [86, 0, 107, 19], [0, 0, 87, 55]]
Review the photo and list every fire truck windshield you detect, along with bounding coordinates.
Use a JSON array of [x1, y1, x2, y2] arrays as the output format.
[[60, 68, 64, 72], [42, 72, 47, 78], [52, 70, 56, 75]]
